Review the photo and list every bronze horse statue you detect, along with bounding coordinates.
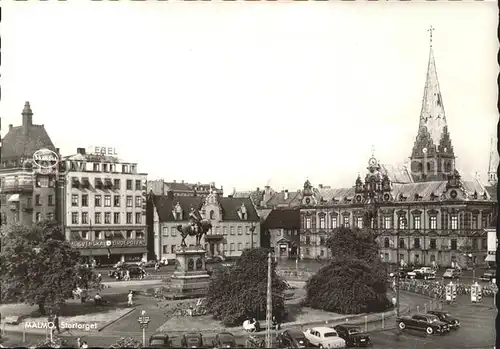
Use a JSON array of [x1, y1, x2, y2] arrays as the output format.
[[177, 219, 212, 247]]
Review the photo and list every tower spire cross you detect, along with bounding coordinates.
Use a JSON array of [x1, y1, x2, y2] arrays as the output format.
[[427, 26, 435, 47]]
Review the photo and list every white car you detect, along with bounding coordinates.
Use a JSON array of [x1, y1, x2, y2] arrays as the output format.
[[303, 327, 346, 348]]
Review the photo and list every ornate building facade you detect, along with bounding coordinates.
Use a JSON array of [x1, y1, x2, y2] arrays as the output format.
[[298, 35, 497, 268]]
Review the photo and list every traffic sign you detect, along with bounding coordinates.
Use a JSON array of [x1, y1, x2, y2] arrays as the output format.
[[138, 316, 150, 324], [140, 323, 149, 329]]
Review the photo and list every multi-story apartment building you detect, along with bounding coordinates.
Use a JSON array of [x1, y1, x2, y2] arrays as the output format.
[[60, 147, 148, 265], [0, 102, 60, 226], [298, 38, 497, 268], [262, 208, 301, 259], [147, 190, 260, 261], [148, 179, 223, 197]]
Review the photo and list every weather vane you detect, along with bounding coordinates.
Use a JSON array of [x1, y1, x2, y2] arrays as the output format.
[[427, 26, 435, 47], [371, 145, 375, 158]]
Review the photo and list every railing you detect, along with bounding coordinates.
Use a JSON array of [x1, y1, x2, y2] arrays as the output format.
[[70, 238, 146, 249]]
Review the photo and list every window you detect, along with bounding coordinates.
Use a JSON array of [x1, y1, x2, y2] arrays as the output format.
[[36, 195, 41, 206], [114, 196, 120, 207], [114, 179, 120, 189], [399, 238, 405, 248], [319, 215, 326, 229], [81, 231, 88, 240], [450, 214, 458, 230], [47, 212, 53, 221], [224, 244, 228, 251], [135, 180, 141, 190], [238, 243, 242, 251], [104, 195, 111, 207], [114, 212, 120, 224], [398, 216, 406, 229], [245, 226, 250, 235], [163, 245, 168, 254], [135, 196, 142, 207], [171, 245, 176, 254], [356, 217, 363, 229], [175, 212, 181, 220], [36, 212, 41, 222], [210, 210, 215, 220], [238, 226, 242, 235], [95, 195, 102, 207], [429, 216, 437, 230], [126, 180, 132, 190], [430, 238, 437, 249], [430, 254, 436, 263], [126, 196, 133, 207], [305, 217, 311, 229], [163, 227, 168, 236], [413, 215, 421, 230], [223, 227, 227, 235], [384, 253, 389, 261], [384, 216, 392, 229], [481, 214, 489, 228], [472, 238, 478, 250], [305, 236, 310, 245], [450, 239, 457, 250], [135, 213, 142, 224], [230, 226, 235, 235], [481, 238, 487, 250], [171, 227, 177, 237], [384, 238, 390, 248], [125, 231, 131, 239], [245, 242, 250, 249], [331, 216, 338, 229], [82, 212, 88, 224], [46, 195, 53, 206], [343, 216, 350, 227], [414, 238, 421, 249], [81, 195, 88, 207], [96, 231, 103, 239], [230, 243, 235, 251], [72, 195, 79, 207], [93, 163, 100, 171], [104, 212, 111, 224], [71, 212, 79, 224], [95, 212, 102, 224], [472, 215, 478, 229]]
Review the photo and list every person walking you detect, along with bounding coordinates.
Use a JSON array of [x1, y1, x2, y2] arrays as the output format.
[[53, 313, 61, 334], [76, 337, 82, 349], [127, 290, 134, 307]]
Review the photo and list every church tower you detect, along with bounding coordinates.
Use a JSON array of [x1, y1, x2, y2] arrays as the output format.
[[410, 27, 455, 182]]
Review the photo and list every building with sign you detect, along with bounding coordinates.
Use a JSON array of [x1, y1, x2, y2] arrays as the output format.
[[146, 191, 260, 261], [60, 147, 148, 264], [485, 227, 496, 265], [148, 179, 223, 197], [0, 102, 60, 226], [297, 36, 497, 268]]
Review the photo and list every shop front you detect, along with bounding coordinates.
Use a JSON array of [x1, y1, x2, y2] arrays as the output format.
[[71, 239, 148, 266], [275, 238, 299, 259]]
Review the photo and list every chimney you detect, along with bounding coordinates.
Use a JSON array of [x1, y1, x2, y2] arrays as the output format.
[[77, 148, 86, 155], [8, 124, 13, 131], [22, 101, 33, 134], [284, 189, 289, 200], [318, 184, 323, 189]]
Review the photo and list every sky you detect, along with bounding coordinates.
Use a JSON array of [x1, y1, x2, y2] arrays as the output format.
[[1, 1, 498, 193]]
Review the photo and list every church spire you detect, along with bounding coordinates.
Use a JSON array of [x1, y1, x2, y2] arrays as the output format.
[[488, 136, 498, 187], [410, 27, 455, 182]]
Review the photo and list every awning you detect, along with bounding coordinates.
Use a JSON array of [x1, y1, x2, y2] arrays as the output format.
[[485, 254, 496, 262], [8, 194, 20, 202]]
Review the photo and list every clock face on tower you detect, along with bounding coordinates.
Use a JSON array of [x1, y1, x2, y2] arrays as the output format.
[[368, 157, 377, 166], [422, 148, 428, 154]]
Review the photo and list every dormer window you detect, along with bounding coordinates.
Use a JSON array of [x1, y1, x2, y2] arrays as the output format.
[[414, 193, 422, 201], [209, 210, 215, 220], [430, 192, 437, 201], [173, 203, 183, 220], [238, 204, 247, 220], [472, 191, 478, 199], [399, 194, 407, 202], [72, 177, 80, 188]]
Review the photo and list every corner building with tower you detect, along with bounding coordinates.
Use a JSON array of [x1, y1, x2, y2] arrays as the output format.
[[298, 34, 497, 268]]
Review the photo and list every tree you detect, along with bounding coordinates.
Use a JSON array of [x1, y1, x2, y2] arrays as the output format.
[[205, 247, 288, 326], [305, 227, 391, 314], [0, 221, 98, 315]]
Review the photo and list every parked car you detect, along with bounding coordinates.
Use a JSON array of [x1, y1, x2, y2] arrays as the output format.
[[480, 271, 496, 282], [443, 268, 461, 279], [277, 329, 309, 349], [212, 332, 237, 348], [149, 334, 172, 348], [206, 256, 226, 264], [333, 325, 370, 347], [108, 265, 144, 279], [408, 267, 436, 280], [397, 314, 449, 335], [303, 327, 346, 348], [137, 260, 158, 268], [390, 270, 408, 279], [427, 311, 460, 330], [181, 332, 204, 348]]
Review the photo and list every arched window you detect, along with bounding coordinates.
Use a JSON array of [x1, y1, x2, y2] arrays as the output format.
[[427, 162, 432, 172], [384, 238, 390, 248], [210, 210, 215, 220]]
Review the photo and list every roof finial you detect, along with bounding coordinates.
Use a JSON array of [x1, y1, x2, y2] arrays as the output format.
[[427, 25, 435, 48], [371, 145, 375, 158]]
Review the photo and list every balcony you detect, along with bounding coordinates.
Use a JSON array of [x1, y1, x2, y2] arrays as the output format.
[[70, 238, 147, 249]]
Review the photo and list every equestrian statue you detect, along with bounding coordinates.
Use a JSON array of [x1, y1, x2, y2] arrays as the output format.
[[177, 207, 213, 247]]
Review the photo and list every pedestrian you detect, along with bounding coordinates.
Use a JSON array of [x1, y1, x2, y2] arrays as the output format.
[[53, 313, 61, 334], [125, 269, 130, 281], [127, 290, 134, 307], [97, 273, 102, 284], [76, 337, 82, 349], [81, 340, 88, 349], [94, 292, 102, 306]]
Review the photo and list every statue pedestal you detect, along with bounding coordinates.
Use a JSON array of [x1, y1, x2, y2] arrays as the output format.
[[170, 246, 210, 295]]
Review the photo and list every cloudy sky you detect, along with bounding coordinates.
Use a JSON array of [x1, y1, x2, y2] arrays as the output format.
[[1, 1, 497, 192]]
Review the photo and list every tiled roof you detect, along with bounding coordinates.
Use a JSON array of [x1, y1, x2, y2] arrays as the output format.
[[165, 182, 193, 191], [265, 191, 302, 208], [263, 209, 301, 229], [233, 189, 265, 207], [380, 164, 414, 184], [315, 179, 492, 204], [2, 125, 55, 160], [485, 185, 497, 202], [152, 195, 259, 222], [257, 208, 273, 222], [233, 191, 251, 198]]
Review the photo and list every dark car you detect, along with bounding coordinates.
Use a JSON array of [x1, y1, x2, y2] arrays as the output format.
[[213, 332, 237, 348], [206, 256, 225, 264], [397, 314, 449, 335], [276, 329, 309, 349], [149, 334, 172, 348], [427, 311, 460, 330], [333, 325, 370, 347], [108, 265, 144, 279], [181, 332, 204, 348]]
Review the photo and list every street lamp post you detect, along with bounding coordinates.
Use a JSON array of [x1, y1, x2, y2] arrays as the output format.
[[396, 230, 400, 317]]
